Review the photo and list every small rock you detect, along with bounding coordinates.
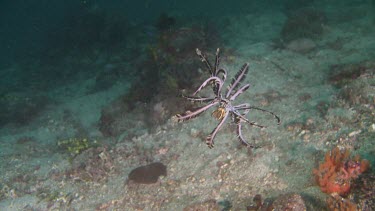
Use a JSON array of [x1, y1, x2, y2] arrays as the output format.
[[128, 162, 167, 184]]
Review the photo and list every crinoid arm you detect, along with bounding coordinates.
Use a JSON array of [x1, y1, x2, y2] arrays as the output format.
[[174, 101, 219, 122], [226, 63, 250, 99], [214, 48, 220, 73], [216, 68, 227, 81], [234, 103, 281, 125], [232, 109, 261, 148], [213, 49, 227, 80], [250, 106, 281, 125], [180, 94, 214, 103], [205, 110, 229, 148], [196, 48, 214, 75], [229, 84, 250, 101], [196, 48, 227, 93], [234, 113, 267, 129], [193, 76, 224, 96], [236, 122, 259, 148]]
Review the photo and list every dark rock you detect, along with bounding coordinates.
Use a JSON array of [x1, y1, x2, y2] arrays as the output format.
[[128, 162, 167, 184]]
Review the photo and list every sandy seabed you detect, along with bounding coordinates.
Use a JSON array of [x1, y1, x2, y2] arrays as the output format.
[[1, 3, 374, 211]]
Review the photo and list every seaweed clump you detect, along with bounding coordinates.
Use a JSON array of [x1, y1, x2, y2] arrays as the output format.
[[57, 137, 98, 156]]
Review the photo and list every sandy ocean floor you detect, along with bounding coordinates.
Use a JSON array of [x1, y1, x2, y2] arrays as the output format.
[[0, 1, 374, 211]]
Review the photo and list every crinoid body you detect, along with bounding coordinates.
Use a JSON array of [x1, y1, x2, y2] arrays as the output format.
[[174, 48, 280, 148]]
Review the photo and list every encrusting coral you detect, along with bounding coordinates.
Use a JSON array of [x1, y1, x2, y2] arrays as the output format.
[[313, 147, 370, 196]]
